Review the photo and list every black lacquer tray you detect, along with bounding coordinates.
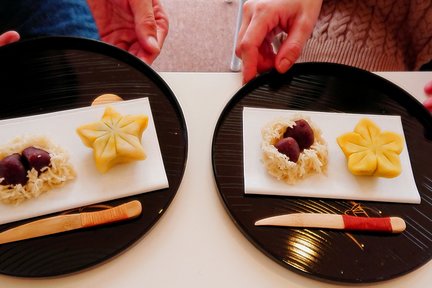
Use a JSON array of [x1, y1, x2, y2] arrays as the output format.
[[0, 37, 187, 277], [212, 63, 432, 283]]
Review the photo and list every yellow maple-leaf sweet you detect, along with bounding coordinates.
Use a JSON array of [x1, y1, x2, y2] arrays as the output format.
[[337, 118, 404, 178], [77, 106, 148, 173]]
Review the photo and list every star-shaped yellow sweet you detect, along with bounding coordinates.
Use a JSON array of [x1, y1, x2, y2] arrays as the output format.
[[77, 106, 148, 173], [337, 118, 404, 178]]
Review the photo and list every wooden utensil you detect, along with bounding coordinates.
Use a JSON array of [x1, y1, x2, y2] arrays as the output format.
[[255, 213, 406, 233], [0, 200, 142, 245]]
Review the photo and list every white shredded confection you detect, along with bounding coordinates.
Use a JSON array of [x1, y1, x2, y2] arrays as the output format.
[[0, 135, 76, 205], [261, 115, 328, 184]]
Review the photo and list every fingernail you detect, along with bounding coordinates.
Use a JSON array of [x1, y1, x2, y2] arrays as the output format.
[[279, 58, 291, 72], [147, 36, 160, 52]]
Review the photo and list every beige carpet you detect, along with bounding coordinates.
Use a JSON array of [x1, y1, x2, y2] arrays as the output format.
[[152, 0, 239, 72]]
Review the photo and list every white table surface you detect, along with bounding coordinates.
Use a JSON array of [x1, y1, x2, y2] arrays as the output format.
[[0, 71, 431, 288]]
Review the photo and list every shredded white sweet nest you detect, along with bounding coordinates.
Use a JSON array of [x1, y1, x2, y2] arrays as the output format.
[[261, 115, 328, 184], [0, 135, 76, 205]]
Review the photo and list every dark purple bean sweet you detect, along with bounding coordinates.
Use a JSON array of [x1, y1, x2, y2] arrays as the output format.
[[0, 153, 28, 185], [275, 137, 300, 163], [22, 146, 51, 173], [283, 119, 314, 150]]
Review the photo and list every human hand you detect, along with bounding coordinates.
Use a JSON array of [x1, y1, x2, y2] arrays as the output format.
[[424, 80, 432, 112], [235, 0, 323, 83], [87, 0, 169, 64], [0, 31, 20, 47]]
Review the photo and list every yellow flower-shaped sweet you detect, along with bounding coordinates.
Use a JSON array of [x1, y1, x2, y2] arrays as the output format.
[[77, 106, 148, 173], [337, 118, 404, 178]]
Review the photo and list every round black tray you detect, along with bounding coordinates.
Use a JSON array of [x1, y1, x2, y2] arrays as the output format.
[[212, 63, 432, 283], [0, 37, 187, 277]]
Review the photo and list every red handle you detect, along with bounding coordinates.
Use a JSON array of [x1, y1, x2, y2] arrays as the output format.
[[342, 215, 393, 232]]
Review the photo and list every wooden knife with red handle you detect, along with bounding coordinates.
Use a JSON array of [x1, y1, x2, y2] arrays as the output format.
[[255, 213, 406, 233]]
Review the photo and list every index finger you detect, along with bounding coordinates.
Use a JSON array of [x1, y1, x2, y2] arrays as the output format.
[[238, 13, 277, 82], [129, 0, 160, 55], [274, 17, 314, 73], [152, 0, 169, 48]]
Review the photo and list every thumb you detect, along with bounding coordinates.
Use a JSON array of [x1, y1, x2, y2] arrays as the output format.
[[275, 21, 312, 73], [129, 0, 160, 55]]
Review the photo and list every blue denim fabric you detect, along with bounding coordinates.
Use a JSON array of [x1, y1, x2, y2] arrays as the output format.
[[0, 0, 99, 40]]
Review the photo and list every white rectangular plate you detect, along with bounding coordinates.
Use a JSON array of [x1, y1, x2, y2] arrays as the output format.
[[243, 107, 420, 204], [0, 98, 168, 225]]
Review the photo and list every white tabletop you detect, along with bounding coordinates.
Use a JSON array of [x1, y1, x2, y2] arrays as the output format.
[[0, 71, 431, 287]]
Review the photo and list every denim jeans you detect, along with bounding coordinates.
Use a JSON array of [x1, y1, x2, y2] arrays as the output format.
[[0, 0, 99, 40]]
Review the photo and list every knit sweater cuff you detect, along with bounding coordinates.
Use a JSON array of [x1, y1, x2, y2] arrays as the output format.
[[297, 39, 406, 71]]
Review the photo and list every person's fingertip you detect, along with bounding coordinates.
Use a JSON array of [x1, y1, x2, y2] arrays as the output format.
[[424, 97, 432, 111], [277, 58, 292, 73], [242, 75, 248, 85], [138, 53, 154, 65], [242, 73, 253, 84], [147, 36, 160, 53], [424, 81, 432, 95], [0, 31, 20, 46], [8, 31, 20, 42]]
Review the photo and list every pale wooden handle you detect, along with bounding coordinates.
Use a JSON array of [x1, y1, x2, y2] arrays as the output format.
[[80, 200, 142, 228]]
